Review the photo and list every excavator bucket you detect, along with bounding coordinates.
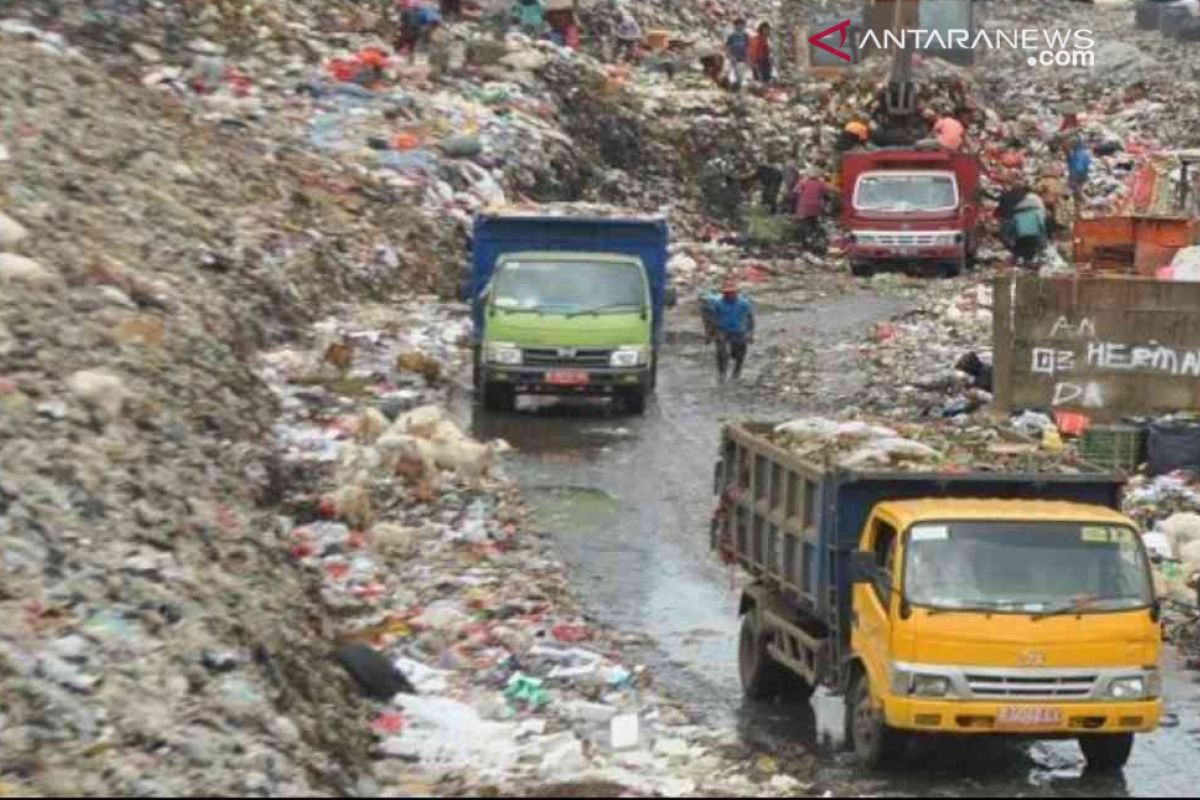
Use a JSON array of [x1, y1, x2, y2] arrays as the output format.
[[863, 0, 978, 65]]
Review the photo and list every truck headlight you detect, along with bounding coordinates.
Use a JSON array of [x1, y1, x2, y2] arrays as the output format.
[[911, 674, 951, 698], [610, 346, 646, 367], [892, 666, 954, 698], [1108, 673, 1157, 700], [486, 343, 522, 365]]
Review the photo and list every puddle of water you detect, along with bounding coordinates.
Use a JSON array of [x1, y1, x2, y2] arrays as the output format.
[[526, 486, 622, 534]]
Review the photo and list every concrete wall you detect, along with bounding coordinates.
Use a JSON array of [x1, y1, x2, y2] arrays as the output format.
[[994, 275, 1200, 421]]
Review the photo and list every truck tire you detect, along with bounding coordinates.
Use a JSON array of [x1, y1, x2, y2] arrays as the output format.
[[738, 613, 786, 700], [965, 248, 978, 272], [1079, 733, 1134, 772], [847, 668, 902, 769], [939, 258, 964, 278], [850, 260, 874, 278], [482, 382, 515, 413], [622, 387, 648, 415]]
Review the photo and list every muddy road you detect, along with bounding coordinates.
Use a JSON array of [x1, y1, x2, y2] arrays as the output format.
[[466, 284, 1200, 797]]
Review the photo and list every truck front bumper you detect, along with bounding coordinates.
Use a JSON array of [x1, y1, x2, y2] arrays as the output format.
[[846, 243, 964, 263], [481, 365, 650, 394], [885, 696, 1162, 735]]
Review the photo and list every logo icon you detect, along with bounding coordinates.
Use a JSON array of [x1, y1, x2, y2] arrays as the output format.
[[809, 19, 854, 63], [1018, 649, 1046, 667], [557, 347, 577, 358]]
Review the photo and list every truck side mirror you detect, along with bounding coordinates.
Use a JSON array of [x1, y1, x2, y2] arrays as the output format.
[[665, 286, 678, 308], [850, 551, 877, 584]]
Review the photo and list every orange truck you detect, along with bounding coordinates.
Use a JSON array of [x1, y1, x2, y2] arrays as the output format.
[[713, 421, 1162, 770]]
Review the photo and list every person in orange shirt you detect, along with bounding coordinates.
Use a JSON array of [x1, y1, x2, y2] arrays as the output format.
[[933, 112, 965, 150], [748, 22, 772, 83]]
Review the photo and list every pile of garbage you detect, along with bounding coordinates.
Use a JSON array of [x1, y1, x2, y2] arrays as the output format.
[[0, 37, 397, 796], [767, 415, 1097, 474], [261, 304, 814, 796], [753, 278, 994, 417], [856, 281, 995, 418]]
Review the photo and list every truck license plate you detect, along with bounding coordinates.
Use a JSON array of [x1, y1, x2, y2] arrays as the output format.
[[996, 706, 1063, 729], [547, 370, 590, 386]]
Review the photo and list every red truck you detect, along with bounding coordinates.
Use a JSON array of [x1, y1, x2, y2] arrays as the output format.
[[840, 149, 981, 278]]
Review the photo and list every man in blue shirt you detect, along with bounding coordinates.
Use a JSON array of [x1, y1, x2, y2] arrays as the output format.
[[725, 18, 751, 90], [1066, 137, 1092, 208], [726, 18, 750, 63], [703, 279, 756, 382]]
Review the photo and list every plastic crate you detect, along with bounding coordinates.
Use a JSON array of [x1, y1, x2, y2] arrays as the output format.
[[1079, 424, 1145, 473]]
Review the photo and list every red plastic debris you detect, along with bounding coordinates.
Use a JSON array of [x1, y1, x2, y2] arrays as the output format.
[[353, 582, 387, 601], [551, 624, 592, 643], [371, 711, 405, 735], [290, 542, 315, 559], [1054, 411, 1091, 436], [317, 496, 337, 519], [872, 323, 896, 343], [741, 264, 771, 283]]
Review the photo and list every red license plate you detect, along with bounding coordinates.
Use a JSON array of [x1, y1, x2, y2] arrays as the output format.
[[996, 706, 1063, 730], [546, 370, 590, 386]]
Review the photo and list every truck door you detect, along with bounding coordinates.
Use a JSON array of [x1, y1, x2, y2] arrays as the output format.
[[852, 516, 898, 700]]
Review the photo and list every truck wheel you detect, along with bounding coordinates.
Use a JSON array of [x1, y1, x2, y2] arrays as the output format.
[[622, 387, 647, 415], [939, 258, 963, 278], [1079, 733, 1134, 772], [738, 613, 786, 700], [965, 247, 978, 272], [847, 669, 901, 769], [482, 382, 515, 413], [850, 260, 874, 278]]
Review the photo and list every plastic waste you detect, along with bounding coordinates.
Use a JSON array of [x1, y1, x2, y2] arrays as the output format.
[[504, 672, 551, 709], [610, 712, 640, 750]]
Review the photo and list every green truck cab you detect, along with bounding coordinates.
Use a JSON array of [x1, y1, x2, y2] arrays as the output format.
[[468, 215, 673, 414]]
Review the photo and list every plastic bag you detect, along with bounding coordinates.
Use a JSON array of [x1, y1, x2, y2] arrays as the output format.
[[773, 417, 840, 440], [1148, 421, 1200, 476]]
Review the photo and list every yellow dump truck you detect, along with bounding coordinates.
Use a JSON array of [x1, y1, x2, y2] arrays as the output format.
[[711, 421, 1162, 770]]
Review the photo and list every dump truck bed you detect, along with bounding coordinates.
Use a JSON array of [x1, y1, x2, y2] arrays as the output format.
[[712, 421, 1125, 643]]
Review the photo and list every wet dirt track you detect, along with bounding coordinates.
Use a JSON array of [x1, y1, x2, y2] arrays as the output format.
[[466, 285, 1200, 797]]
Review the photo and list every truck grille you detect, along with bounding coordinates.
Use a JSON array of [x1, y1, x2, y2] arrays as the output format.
[[965, 672, 1097, 699], [858, 232, 943, 246], [522, 347, 613, 367]]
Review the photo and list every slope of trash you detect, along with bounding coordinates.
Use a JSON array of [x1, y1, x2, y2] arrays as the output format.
[[0, 36, 403, 796]]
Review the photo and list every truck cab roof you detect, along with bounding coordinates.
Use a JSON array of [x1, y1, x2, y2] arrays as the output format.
[[496, 251, 644, 265], [879, 498, 1135, 530]]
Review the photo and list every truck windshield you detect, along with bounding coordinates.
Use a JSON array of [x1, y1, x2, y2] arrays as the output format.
[[903, 521, 1152, 614], [854, 173, 958, 212], [492, 260, 645, 314]]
